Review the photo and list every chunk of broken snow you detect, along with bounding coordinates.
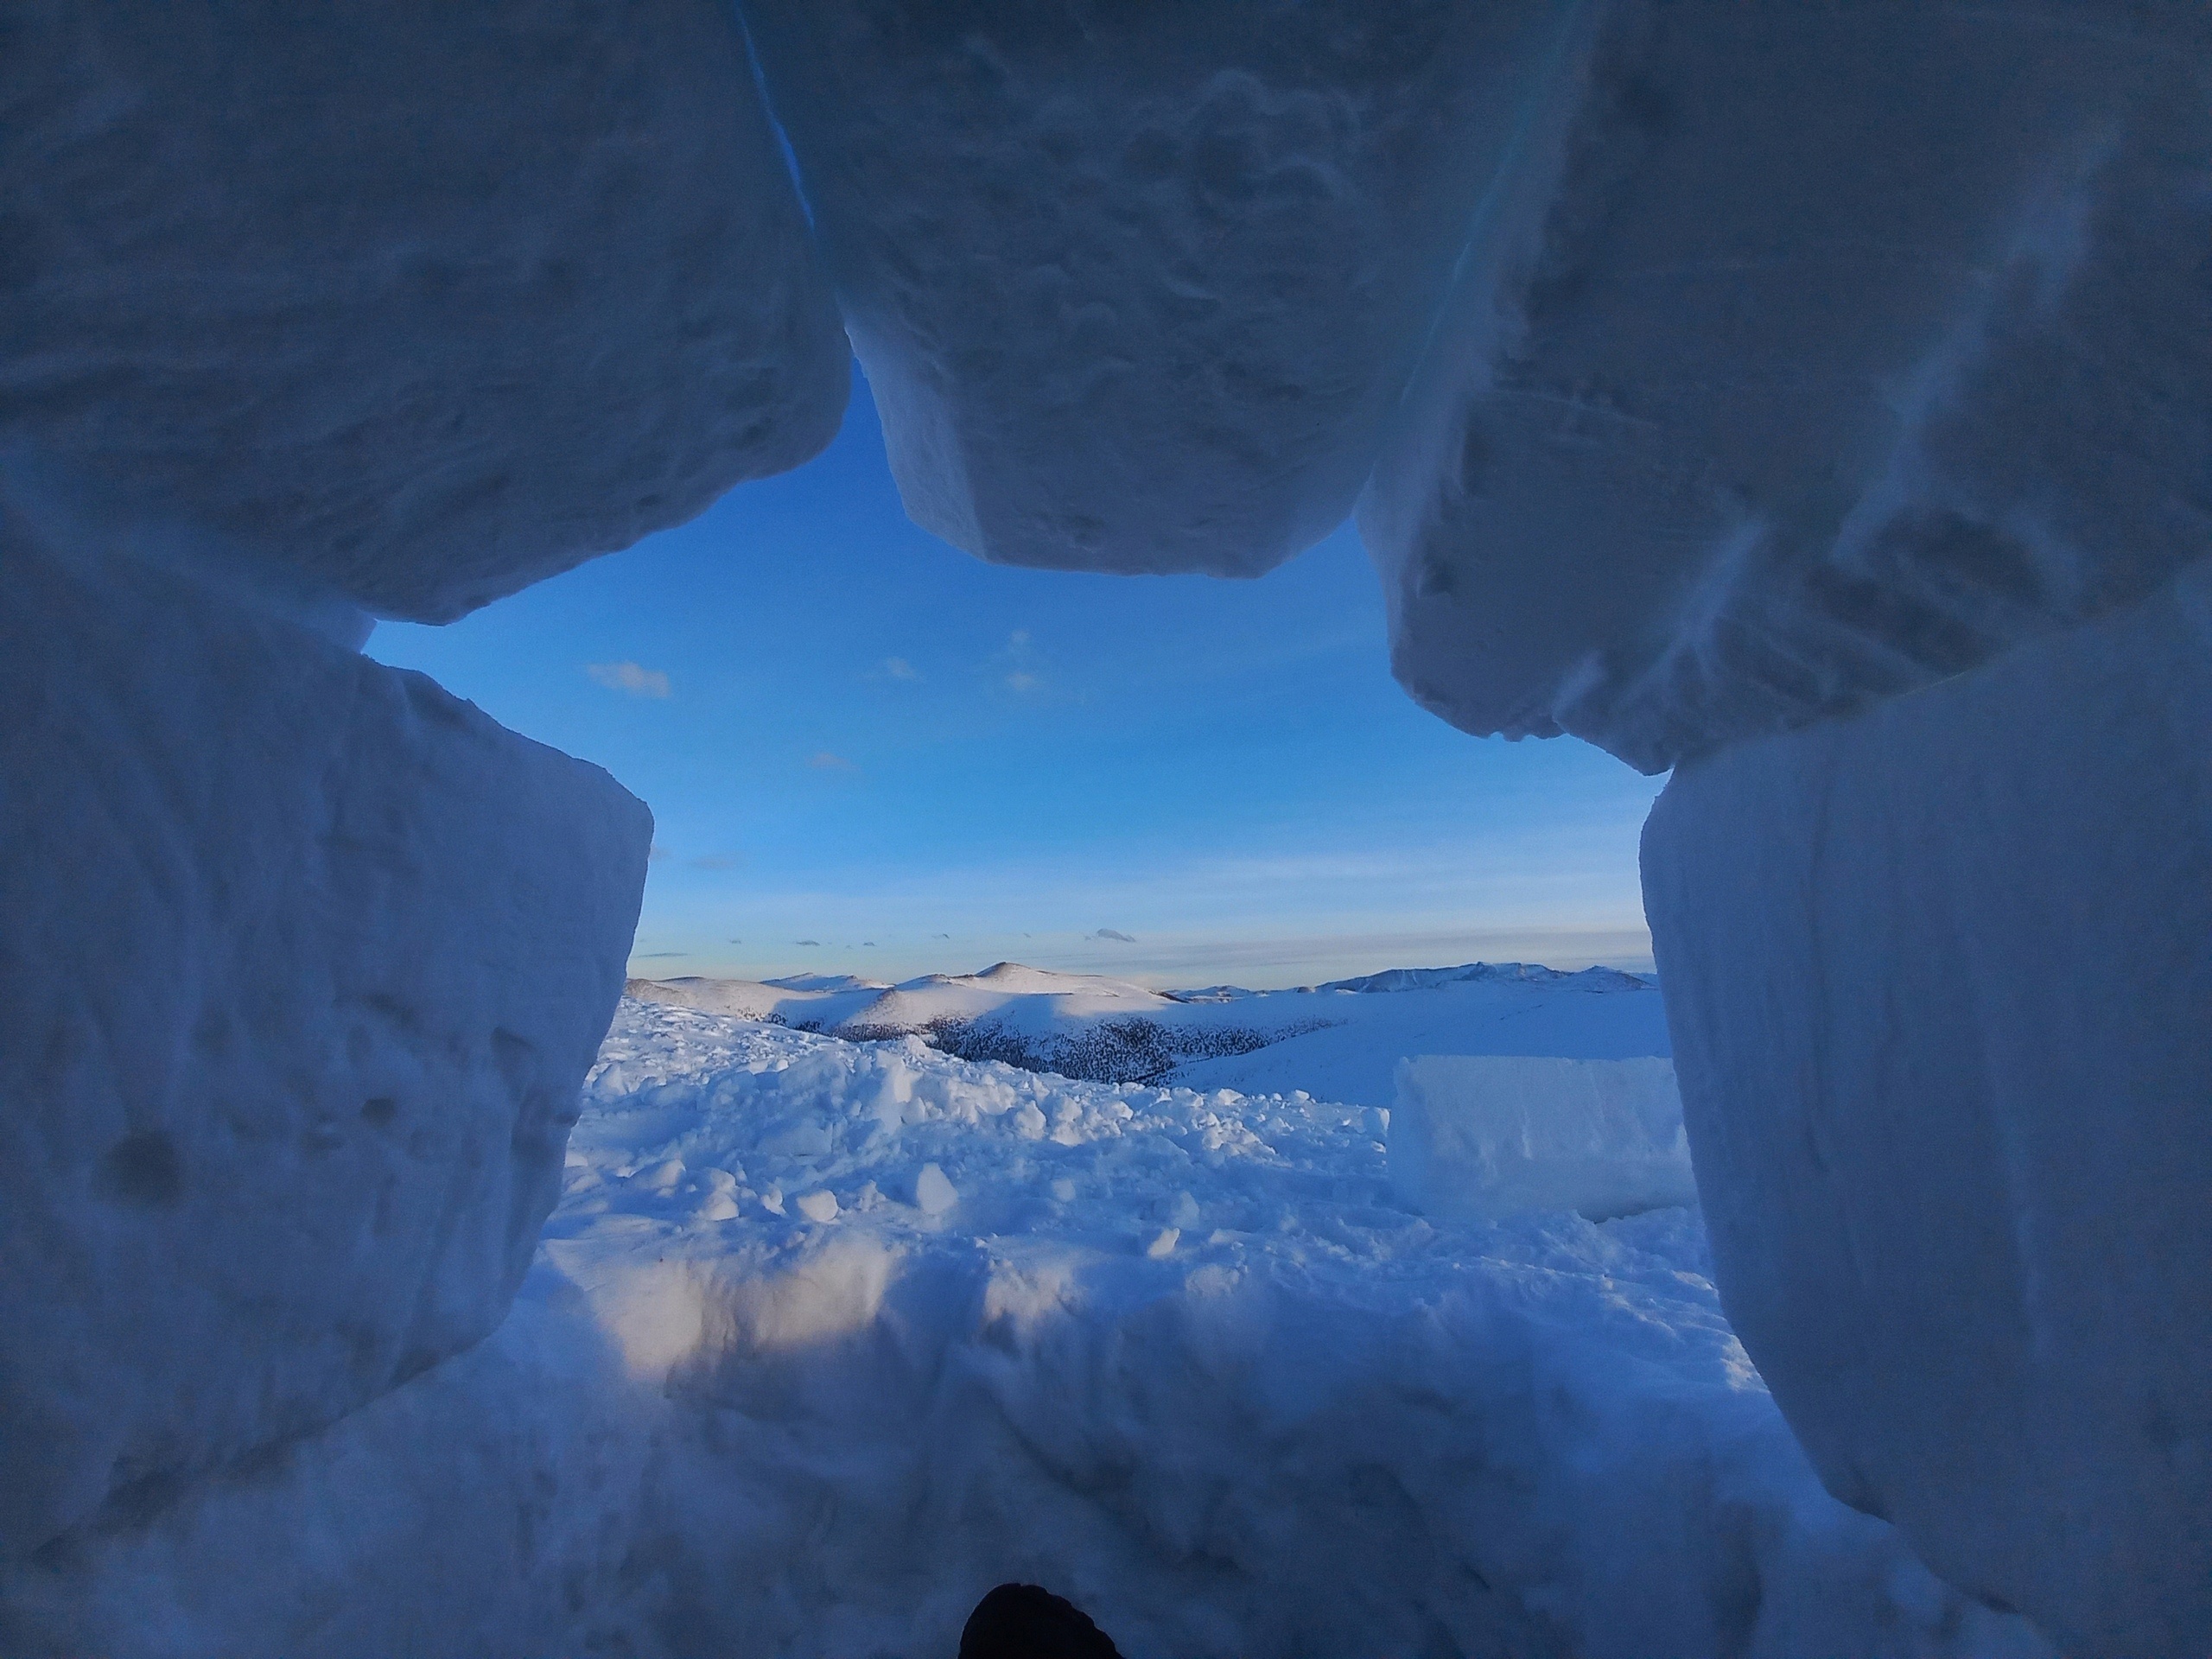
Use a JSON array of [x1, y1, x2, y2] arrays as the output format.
[[1389, 1056, 1695, 1225]]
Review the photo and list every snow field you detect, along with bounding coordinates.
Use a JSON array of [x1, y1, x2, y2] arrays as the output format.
[[9, 999, 2047, 1656]]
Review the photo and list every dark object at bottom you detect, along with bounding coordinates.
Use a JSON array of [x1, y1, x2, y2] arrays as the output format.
[[959, 1583, 1123, 1658]]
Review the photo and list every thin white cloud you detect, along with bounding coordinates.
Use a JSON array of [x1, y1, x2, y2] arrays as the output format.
[[998, 629, 1048, 696], [882, 657, 920, 681], [690, 853, 743, 870], [808, 751, 858, 772], [586, 660, 671, 698]]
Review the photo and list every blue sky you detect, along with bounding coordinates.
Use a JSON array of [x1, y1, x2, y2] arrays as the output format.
[[369, 372, 1664, 988]]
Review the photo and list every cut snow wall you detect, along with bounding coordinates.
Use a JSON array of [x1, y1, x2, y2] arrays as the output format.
[[1361, 3, 2212, 772], [1641, 565, 2212, 1656], [1389, 1055, 1694, 1224], [1, 0, 848, 623], [743, 0, 1562, 575], [0, 520, 652, 1557]]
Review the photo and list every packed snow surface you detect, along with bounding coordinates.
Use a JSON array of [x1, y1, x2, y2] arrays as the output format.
[[1361, 3, 2210, 770], [632, 957, 1668, 1103], [1389, 1056, 1696, 1225], [2, 0, 846, 622], [742, 0, 1564, 575], [0, 521, 652, 1558], [1643, 564, 2212, 1655], [6, 998, 2051, 1657]]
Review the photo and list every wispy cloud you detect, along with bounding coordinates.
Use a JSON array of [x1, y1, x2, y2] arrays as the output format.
[[882, 657, 921, 682], [647, 845, 670, 863], [794, 939, 822, 947], [1000, 629, 1048, 696], [690, 853, 743, 871], [632, 950, 687, 959], [1090, 928, 1136, 943], [809, 751, 858, 772], [587, 660, 671, 698]]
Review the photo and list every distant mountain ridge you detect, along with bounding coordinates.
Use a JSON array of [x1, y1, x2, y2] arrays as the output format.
[[626, 960, 1669, 1102]]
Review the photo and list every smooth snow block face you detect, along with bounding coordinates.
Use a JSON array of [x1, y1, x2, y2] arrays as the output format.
[[744, 0, 1561, 576], [1363, 3, 2212, 772], [1389, 1055, 1694, 1224], [0, 522, 652, 1557], [1, 0, 848, 623], [1642, 568, 2212, 1655]]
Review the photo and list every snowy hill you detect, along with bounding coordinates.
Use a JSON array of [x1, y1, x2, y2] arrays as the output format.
[[628, 960, 1670, 1103]]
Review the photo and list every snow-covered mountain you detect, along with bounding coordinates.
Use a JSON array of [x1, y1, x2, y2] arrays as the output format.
[[628, 960, 1668, 1105]]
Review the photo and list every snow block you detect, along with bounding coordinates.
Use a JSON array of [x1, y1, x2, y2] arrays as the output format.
[[0, 520, 653, 1557], [1, 0, 847, 623], [1362, 3, 2212, 772], [1641, 567, 2212, 1655], [744, 0, 1562, 575], [1389, 1055, 1694, 1224]]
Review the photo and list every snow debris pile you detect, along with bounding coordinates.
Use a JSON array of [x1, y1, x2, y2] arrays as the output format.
[[1389, 1055, 1695, 1226], [0, 524, 652, 1559], [3, 1001, 2052, 1659], [1643, 563, 2212, 1657]]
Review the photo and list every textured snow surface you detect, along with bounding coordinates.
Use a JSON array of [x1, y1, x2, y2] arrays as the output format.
[[0, 522, 652, 1558], [1390, 1055, 1695, 1225], [0, 0, 847, 622], [3, 1000, 2050, 1657], [1642, 566, 2212, 1656], [744, 0, 1562, 575], [1362, 3, 2212, 771]]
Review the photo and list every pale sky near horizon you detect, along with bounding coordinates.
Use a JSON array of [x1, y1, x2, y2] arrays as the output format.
[[369, 370, 1667, 989]]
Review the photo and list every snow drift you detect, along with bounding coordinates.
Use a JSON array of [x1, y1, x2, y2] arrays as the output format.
[[1389, 1055, 1695, 1225], [0, 521, 652, 1558], [3, 1001, 2052, 1659], [1642, 563, 2212, 1655]]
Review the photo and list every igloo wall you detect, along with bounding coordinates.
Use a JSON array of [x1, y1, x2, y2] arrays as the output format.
[[1357, 1, 2211, 773], [0, 518, 653, 1554], [1641, 565, 2212, 1655], [2, 1, 2205, 1650], [742, 0, 1565, 576], [1, 0, 840, 1566], [3, 0, 847, 622]]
